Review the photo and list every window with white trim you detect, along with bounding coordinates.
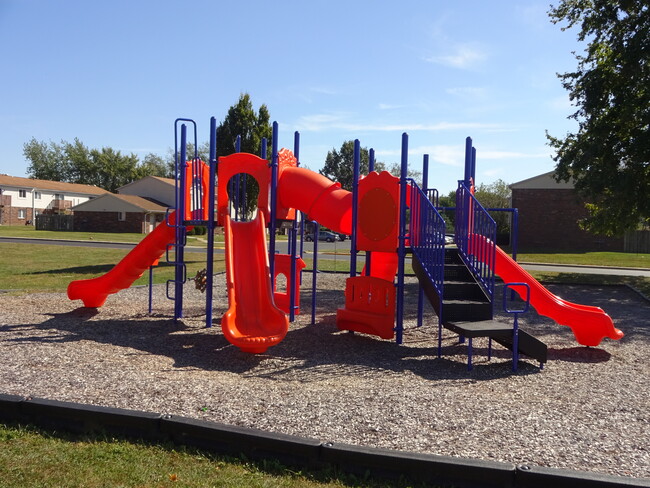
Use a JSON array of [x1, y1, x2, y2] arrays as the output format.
[[34, 191, 42, 199], [18, 190, 27, 198], [18, 209, 26, 219], [118, 211, 126, 221]]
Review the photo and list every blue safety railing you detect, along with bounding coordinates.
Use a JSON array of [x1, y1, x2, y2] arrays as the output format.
[[455, 181, 497, 307], [409, 179, 446, 301]]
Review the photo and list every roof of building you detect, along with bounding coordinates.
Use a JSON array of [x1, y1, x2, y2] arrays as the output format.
[[0, 174, 109, 195], [117, 175, 175, 192], [509, 171, 575, 190], [72, 193, 169, 212]]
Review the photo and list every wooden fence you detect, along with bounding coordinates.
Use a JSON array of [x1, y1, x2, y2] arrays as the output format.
[[36, 214, 74, 231], [624, 230, 650, 253]]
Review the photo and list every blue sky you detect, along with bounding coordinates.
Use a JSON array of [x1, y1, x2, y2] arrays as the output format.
[[0, 0, 582, 194]]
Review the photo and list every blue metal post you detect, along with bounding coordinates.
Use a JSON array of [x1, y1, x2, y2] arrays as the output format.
[[395, 133, 409, 344], [148, 265, 154, 315], [365, 149, 375, 277], [288, 131, 300, 322], [471, 147, 477, 187], [463, 136, 473, 187], [261, 138, 267, 159], [349, 140, 360, 278], [417, 154, 429, 327], [311, 221, 320, 325], [269, 122, 279, 284], [205, 116, 218, 328], [174, 124, 188, 321]]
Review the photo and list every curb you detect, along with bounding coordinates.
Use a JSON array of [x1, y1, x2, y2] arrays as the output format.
[[0, 394, 648, 488]]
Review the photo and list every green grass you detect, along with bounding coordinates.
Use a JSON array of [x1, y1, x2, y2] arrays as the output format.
[[0, 424, 424, 488], [0, 243, 223, 292], [0, 225, 219, 247], [516, 251, 649, 269]]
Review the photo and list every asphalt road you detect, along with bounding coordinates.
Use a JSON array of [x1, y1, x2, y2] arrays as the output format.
[[1, 236, 648, 277]]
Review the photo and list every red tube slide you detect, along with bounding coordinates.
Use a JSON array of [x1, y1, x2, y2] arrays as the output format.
[[221, 212, 288, 353], [277, 167, 352, 235], [67, 212, 181, 308], [469, 234, 624, 346]]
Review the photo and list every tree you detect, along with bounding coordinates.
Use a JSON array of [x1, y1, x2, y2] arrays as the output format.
[[547, 0, 650, 235], [320, 141, 423, 192], [24, 138, 70, 181], [474, 179, 512, 237], [321, 141, 371, 191], [139, 153, 173, 179], [216, 93, 272, 158], [24, 138, 146, 192]]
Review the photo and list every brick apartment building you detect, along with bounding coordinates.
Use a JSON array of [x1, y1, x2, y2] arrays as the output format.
[[0, 174, 107, 226], [510, 171, 623, 252]]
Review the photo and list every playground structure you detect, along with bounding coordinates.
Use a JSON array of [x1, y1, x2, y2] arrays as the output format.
[[67, 117, 624, 370]]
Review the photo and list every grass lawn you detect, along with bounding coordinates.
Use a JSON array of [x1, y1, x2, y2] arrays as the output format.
[[516, 251, 649, 269], [0, 224, 219, 247], [0, 243, 224, 292], [0, 424, 408, 488]]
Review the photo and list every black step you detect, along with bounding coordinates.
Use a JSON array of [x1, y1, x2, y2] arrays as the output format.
[[444, 263, 475, 282], [445, 320, 547, 364], [444, 281, 490, 301], [443, 301, 492, 322]]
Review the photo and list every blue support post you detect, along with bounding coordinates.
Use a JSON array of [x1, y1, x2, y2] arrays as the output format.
[[463, 136, 473, 187], [365, 149, 375, 277], [395, 133, 409, 344], [349, 140, 360, 278], [205, 116, 218, 328], [148, 265, 154, 315], [417, 154, 429, 327], [174, 124, 188, 322], [288, 131, 300, 322], [311, 221, 320, 325], [269, 122, 279, 284]]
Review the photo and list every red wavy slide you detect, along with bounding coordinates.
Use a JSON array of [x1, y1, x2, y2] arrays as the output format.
[[470, 235, 624, 347], [67, 212, 180, 308], [221, 212, 288, 353]]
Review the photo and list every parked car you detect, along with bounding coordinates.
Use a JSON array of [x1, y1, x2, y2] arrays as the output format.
[[305, 231, 338, 242]]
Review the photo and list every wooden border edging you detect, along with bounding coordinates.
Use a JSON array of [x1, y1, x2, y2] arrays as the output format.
[[0, 394, 648, 488]]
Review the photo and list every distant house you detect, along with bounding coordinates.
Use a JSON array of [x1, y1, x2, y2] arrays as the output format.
[[510, 171, 623, 252], [72, 193, 168, 234], [0, 174, 107, 226], [117, 176, 176, 207]]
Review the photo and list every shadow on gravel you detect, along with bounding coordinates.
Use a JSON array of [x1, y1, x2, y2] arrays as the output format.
[[4, 305, 541, 383], [548, 346, 611, 363], [4, 281, 645, 382]]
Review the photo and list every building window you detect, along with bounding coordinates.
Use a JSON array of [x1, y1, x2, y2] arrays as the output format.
[[18, 190, 27, 198], [34, 191, 41, 199], [18, 209, 26, 219], [118, 211, 126, 221], [55, 193, 64, 200]]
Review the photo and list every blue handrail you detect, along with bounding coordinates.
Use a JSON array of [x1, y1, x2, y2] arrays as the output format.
[[409, 179, 446, 301], [455, 181, 497, 308]]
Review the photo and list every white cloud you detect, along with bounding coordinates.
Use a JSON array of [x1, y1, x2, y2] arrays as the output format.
[[295, 114, 503, 133], [378, 103, 405, 110], [425, 43, 487, 69], [445, 86, 487, 98]]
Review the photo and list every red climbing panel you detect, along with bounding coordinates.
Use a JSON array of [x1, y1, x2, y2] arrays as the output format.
[[336, 276, 396, 340], [356, 171, 400, 252]]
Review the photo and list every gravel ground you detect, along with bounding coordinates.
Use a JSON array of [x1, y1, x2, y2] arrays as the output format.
[[0, 272, 648, 480]]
